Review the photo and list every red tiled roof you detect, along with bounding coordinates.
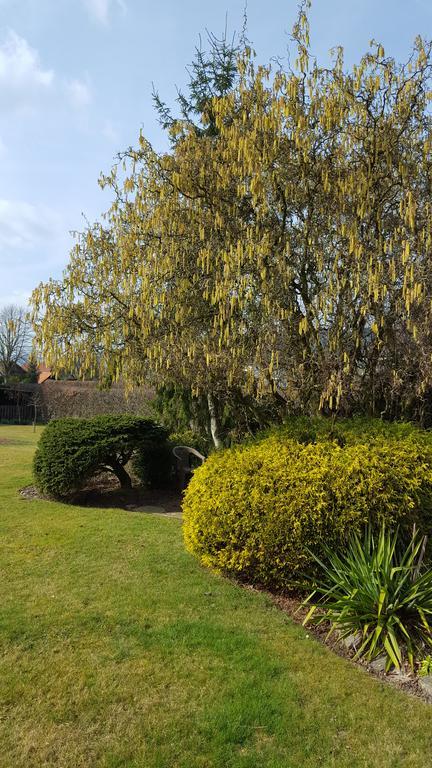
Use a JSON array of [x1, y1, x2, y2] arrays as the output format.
[[21, 360, 53, 383], [37, 371, 52, 384]]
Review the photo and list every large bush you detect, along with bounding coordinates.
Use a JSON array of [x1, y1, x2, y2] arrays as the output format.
[[33, 415, 168, 499], [183, 419, 432, 589], [254, 416, 432, 448]]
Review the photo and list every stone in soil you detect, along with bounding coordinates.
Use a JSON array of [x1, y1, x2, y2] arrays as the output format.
[[369, 655, 387, 673], [387, 668, 413, 685], [418, 675, 432, 698], [341, 632, 361, 651], [19, 485, 43, 499]]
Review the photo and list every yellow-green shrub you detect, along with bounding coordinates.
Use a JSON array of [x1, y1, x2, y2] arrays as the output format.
[[183, 427, 432, 589]]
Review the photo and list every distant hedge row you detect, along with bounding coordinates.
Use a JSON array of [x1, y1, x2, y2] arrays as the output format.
[[183, 419, 432, 589]]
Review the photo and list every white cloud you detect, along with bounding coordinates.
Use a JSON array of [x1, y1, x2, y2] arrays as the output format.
[[85, 0, 110, 24], [0, 30, 53, 110], [0, 199, 61, 252], [0, 31, 94, 116], [67, 77, 92, 109], [83, 0, 126, 25], [0, 288, 31, 310]]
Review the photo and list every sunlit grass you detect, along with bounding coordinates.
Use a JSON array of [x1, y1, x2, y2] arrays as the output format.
[[0, 425, 431, 767]]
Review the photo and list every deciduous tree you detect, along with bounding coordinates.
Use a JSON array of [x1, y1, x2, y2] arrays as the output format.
[[32, 3, 432, 427], [0, 304, 31, 382]]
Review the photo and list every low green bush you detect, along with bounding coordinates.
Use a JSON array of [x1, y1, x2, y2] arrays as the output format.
[[419, 655, 432, 676], [256, 415, 432, 448], [132, 441, 174, 489], [33, 415, 168, 499], [302, 525, 432, 671], [183, 418, 432, 589]]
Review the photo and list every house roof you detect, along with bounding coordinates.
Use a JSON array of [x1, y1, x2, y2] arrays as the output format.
[[0, 361, 27, 377], [21, 360, 53, 384], [37, 370, 52, 384]]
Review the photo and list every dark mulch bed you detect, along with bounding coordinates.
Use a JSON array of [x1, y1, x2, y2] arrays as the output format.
[[20, 472, 183, 515], [71, 474, 183, 514]]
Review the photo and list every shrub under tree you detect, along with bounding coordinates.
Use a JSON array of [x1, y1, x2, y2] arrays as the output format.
[[183, 419, 432, 589], [33, 415, 168, 499]]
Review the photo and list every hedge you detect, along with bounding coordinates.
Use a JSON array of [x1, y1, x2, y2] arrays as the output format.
[[183, 419, 432, 589], [33, 414, 168, 499]]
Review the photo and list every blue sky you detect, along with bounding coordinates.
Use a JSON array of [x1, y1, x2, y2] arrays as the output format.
[[0, 0, 431, 309]]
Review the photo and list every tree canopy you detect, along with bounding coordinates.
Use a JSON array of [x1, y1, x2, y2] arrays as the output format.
[[152, 23, 241, 139], [32, 4, 432, 424]]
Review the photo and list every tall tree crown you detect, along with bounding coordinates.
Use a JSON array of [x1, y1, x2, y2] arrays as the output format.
[[152, 23, 241, 138], [31, 5, 432, 422]]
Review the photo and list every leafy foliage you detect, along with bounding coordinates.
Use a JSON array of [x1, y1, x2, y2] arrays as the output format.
[[302, 526, 432, 671], [419, 655, 432, 676], [257, 415, 432, 448], [22, 351, 39, 384], [33, 415, 168, 498], [31, 6, 432, 424], [153, 383, 285, 449], [169, 429, 210, 457], [152, 26, 241, 139], [132, 440, 173, 489], [153, 384, 197, 434], [133, 428, 210, 488], [183, 419, 432, 589]]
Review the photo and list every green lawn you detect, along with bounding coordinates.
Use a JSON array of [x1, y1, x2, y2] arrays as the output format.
[[1, 426, 432, 767]]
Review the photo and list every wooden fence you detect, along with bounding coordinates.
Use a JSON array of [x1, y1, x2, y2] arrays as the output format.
[[0, 405, 37, 424]]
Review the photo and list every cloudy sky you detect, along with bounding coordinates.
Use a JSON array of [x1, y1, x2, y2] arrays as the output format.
[[0, 0, 431, 309]]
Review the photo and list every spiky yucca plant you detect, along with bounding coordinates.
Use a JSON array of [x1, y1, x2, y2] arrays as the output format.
[[302, 526, 432, 671]]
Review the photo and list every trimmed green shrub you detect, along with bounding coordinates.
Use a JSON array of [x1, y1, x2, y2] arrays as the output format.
[[183, 419, 432, 589], [33, 415, 168, 499], [255, 415, 432, 448], [302, 525, 432, 671], [132, 441, 174, 489]]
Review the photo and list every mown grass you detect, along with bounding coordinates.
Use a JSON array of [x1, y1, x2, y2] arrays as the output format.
[[0, 425, 432, 767]]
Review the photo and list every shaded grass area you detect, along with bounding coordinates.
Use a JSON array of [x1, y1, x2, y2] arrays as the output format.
[[0, 426, 431, 767]]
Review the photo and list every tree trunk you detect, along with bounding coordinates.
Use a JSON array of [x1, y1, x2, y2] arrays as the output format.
[[207, 392, 223, 449], [108, 459, 132, 489]]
